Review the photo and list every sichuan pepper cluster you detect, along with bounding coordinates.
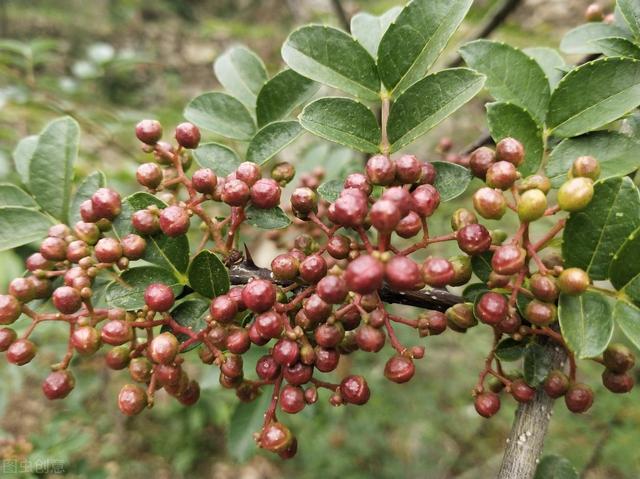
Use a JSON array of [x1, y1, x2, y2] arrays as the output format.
[[0, 119, 633, 459]]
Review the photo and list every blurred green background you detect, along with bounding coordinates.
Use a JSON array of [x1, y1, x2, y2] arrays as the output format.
[[1, 1, 639, 478]]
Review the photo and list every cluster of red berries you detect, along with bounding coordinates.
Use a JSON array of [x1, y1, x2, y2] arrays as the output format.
[[0, 118, 634, 460], [133, 120, 290, 242]]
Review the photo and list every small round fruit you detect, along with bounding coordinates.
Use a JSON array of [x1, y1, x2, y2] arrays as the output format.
[[456, 224, 491, 255], [120, 234, 146, 260], [411, 184, 440, 217], [473, 187, 506, 220], [469, 147, 495, 179], [0, 295, 21, 325], [316, 275, 348, 304], [42, 370, 75, 400], [543, 370, 570, 398], [94, 237, 123, 263], [602, 370, 634, 393], [159, 206, 190, 237], [557, 177, 594, 212], [331, 189, 368, 227], [52, 286, 83, 314], [242, 279, 276, 313], [571, 156, 600, 180], [603, 343, 635, 373], [136, 163, 162, 189], [511, 379, 535, 403], [91, 188, 122, 220], [385, 255, 422, 291], [518, 189, 547, 223], [475, 392, 501, 418], [6, 339, 36, 365], [355, 324, 386, 352], [370, 199, 401, 233], [291, 187, 317, 215], [340, 375, 370, 405], [251, 178, 281, 209], [175, 122, 200, 149], [144, 283, 175, 312], [101, 320, 133, 346], [299, 255, 327, 284], [529, 273, 559, 303], [475, 292, 508, 325], [280, 385, 305, 414], [495, 137, 524, 166], [149, 332, 179, 364], [557, 268, 589, 295], [525, 300, 557, 326], [105, 345, 130, 370], [491, 245, 526, 276], [0, 328, 17, 351], [451, 208, 478, 231], [210, 294, 238, 323], [71, 326, 101, 355], [192, 168, 218, 194], [564, 383, 594, 413], [135, 119, 162, 144], [260, 422, 293, 453], [395, 154, 421, 184], [365, 154, 396, 185], [519, 174, 551, 194], [486, 161, 518, 190], [118, 384, 148, 416], [344, 255, 384, 294], [271, 254, 300, 281], [235, 162, 261, 186], [384, 355, 415, 383], [422, 257, 455, 288], [132, 209, 160, 235], [221, 179, 251, 206]]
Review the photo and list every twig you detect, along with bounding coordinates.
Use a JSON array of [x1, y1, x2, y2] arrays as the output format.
[[447, 0, 523, 68], [331, 0, 351, 32]]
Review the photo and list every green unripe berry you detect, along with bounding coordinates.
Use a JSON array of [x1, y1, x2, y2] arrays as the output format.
[[517, 189, 547, 222], [519, 174, 551, 194], [557, 177, 594, 212], [557, 267, 590, 295]]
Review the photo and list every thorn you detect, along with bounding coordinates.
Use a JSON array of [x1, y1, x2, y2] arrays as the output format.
[[244, 243, 256, 267]]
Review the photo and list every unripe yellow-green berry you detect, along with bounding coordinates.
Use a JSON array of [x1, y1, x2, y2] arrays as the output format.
[[517, 189, 547, 222], [557, 177, 594, 212]]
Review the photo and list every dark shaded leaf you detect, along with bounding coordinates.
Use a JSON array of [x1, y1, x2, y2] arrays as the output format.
[[256, 69, 318, 127], [245, 205, 291, 229], [188, 250, 230, 298], [246, 121, 303, 165], [193, 142, 242, 177], [105, 266, 183, 311], [432, 161, 473, 202]]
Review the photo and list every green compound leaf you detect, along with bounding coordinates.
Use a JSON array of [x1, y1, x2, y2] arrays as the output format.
[[213, 45, 268, 110], [299, 97, 381, 153], [193, 142, 242, 177], [619, 0, 640, 39], [387, 68, 485, 152], [613, 300, 640, 351], [486, 102, 544, 177], [246, 121, 303, 165], [459, 40, 550, 124], [534, 455, 578, 479], [495, 338, 525, 362], [317, 179, 343, 203], [228, 390, 271, 462], [563, 177, 640, 280], [350, 6, 402, 58], [377, 0, 473, 95], [547, 57, 640, 138], [256, 69, 318, 127], [244, 205, 291, 229], [558, 290, 616, 359], [546, 131, 640, 187], [184, 92, 256, 140], [105, 266, 183, 311], [12, 135, 38, 186], [0, 206, 53, 251], [523, 342, 554, 386], [69, 171, 106, 226], [523, 47, 566, 91], [281, 25, 380, 101], [29, 116, 80, 222], [0, 183, 38, 208], [560, 23, 630, 55], [591, 37, 640, 59], [432, 161, 473, 202], [188, 250, 230, 299], [610, 226, 640, 302]]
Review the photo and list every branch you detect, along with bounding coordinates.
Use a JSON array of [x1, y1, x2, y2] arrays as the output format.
[[447, 0, 523, 68], [227, 262, 462, 312], [497, 343, 567, 479], [331, 0, 351, 32]]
